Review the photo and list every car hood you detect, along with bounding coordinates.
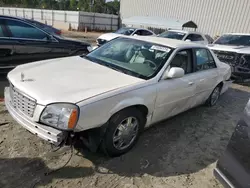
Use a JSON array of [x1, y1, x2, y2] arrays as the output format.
[[208, 44, 250, 54], [7, 56, 144, 105], [97, 33, 123, 41]]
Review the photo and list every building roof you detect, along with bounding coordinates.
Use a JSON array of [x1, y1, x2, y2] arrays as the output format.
[[122, 16, 198, 30], [223, 33, 250, 36], [122, 35, 205, 48]]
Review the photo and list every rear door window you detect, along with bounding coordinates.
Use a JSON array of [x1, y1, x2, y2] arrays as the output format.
[[195, 48, 217, 71], [141, 30, 154, 36], [186, 34, 204, 41], [5, 19, 48, 40]]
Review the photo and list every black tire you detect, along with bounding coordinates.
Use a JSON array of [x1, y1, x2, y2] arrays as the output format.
[[206, 84, 222, 107], [101, 108, 145, 157]]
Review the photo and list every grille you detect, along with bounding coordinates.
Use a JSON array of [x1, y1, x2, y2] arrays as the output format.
[[9, 83, 36, 117], [238, 54, 250, 69], [212, 50, 237, 65]]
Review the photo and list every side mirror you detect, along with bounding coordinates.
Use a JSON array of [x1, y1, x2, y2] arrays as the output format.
[[133, 34, 138, 36], [185, 39, 191, 42], [162, 67, 184, 79]]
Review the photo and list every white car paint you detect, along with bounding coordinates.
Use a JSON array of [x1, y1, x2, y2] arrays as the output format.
[[97, 33, 123, 42], [159, 29, 209, 45], [96, 28, 156, 46], [5, 36, 231, 145]]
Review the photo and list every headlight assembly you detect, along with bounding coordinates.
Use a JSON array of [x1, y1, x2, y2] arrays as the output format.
[[40, 103, 79, 130]]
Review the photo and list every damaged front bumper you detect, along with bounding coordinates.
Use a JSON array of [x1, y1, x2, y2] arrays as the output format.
[[4, 87, 66, 145]]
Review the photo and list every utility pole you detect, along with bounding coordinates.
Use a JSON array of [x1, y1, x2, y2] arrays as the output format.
[[90, 0, 94, 12]]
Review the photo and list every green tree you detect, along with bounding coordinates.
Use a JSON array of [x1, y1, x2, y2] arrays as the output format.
[[106, 0, 120, 15], [69, 0, 77, 10], [77, 0, 89, 11]]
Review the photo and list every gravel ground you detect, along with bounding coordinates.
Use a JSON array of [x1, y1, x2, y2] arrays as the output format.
[[0, 83, 249, 188]]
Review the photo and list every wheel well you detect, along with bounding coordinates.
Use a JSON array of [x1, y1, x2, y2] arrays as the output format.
[[115, 105, 149, 117], [218, 82, 223, 90]]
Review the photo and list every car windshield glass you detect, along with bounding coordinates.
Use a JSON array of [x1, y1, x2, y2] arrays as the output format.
[[114, 28, 136, 35], [158, 31, 185, 40], [214, 34, 250, 46], [84, 37, 173, 80]]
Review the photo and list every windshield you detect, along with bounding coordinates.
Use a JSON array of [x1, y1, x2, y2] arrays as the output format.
[[158, 31, 186, 40], [114, 28, 136, 35], [85, 37, 173, 80], [214, 34, 250, 46]]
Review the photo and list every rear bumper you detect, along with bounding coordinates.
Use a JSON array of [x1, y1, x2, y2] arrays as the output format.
[[4, 87, 65, 145]]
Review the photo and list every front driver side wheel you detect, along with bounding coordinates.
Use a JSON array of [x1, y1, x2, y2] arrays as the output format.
[[101, 108, 145, 157]]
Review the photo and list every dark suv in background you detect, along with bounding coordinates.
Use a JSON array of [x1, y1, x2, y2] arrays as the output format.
[[0, 15, 92, 73]]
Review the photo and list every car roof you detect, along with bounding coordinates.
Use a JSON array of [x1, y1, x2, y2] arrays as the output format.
[[0, 15, 28, 22], [122, 35, 206, 48], [222, 33, 250, 36], [168, 29, 203, 35]]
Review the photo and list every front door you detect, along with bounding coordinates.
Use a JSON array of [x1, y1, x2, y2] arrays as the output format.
[[152, 49, 197, 123]]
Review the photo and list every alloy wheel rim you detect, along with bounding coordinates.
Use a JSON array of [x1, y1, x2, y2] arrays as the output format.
[[113, 117, 139, 150], [211, 87, 220, 105]]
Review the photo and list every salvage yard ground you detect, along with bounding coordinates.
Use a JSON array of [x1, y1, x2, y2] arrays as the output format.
[[0, 83, 249, 188], [0, 31, 249, 188]]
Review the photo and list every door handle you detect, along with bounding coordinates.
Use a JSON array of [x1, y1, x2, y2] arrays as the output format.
[[188, 82, 194, 86], [200, 79, 205, 82]]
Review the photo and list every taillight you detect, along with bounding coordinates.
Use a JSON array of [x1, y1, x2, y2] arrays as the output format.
[[55, 30, 61, 35]]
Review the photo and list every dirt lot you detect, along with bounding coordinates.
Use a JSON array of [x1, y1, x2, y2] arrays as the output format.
[[0, 83, 249, 188]]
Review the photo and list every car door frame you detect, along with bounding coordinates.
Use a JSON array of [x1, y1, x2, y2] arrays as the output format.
[[184, 33, 207, 44], [151, 47, 199, 124]]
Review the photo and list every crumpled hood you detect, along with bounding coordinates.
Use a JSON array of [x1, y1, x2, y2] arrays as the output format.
[[208, 44, 250, 54], [97, 33, 123, 41], [7, 56, 143, 105]]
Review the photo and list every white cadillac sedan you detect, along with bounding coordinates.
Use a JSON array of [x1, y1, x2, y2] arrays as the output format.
[[5, 36, 231, 156]]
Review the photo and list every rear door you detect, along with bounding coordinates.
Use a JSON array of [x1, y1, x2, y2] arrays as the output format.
[[191, 48, 219, 106], [4, 18, 71, 65], [0, 18, 15, 71]]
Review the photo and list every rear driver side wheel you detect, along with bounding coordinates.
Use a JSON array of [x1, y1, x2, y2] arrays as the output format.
[[206, 84, 222, 107]]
